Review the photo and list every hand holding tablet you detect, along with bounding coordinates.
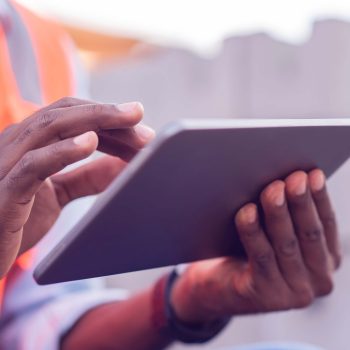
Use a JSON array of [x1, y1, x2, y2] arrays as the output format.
[[34, 118, 350, 284], [170, 169, 339, 323]]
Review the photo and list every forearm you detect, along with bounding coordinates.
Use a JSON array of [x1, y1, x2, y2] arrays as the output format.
[[61, 288, 174, 350]]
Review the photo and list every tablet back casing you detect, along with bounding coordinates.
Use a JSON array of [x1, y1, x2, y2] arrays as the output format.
[[34, 120, 350, 284]]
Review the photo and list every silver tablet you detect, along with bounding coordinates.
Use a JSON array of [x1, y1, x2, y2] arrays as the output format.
[[34, 118, 350, 284]]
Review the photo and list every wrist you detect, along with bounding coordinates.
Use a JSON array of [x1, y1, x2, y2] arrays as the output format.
[[151, 269, 231, 344], [171, 266, 229, 324], [170, 269, 206, 324]]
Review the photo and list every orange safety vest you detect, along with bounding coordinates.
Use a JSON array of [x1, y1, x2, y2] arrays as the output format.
[[0, 1, 76, 304]]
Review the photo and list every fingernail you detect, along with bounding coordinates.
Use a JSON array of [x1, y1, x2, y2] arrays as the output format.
[[135, 124, 155, 141], [117, 102, 144, 113], [74, 131, 94, 146], [241, 205, 257, 224], [274, 190, 285, 207], [293, 178, 307, 196], [311, 171, 325, 192]]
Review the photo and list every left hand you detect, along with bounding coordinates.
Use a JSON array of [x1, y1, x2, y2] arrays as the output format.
[[171, 169, 341, 323], [19, 155, 127, 254], [3, 97, 155, 258]]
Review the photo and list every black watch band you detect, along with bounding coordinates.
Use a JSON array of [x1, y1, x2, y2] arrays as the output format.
[[152, 269, 231, 344]]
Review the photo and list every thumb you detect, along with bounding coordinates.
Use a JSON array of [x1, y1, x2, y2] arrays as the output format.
[[51, 155, 126, 207]]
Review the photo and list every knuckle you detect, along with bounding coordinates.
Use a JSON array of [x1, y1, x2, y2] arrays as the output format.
[[18, 151, 36, 174], [278, 238, 298, 257], [15, 125, 34, 143], [253, 250, 274, 269], [48, 143, 69, 168], [322, 212, 337, 230], [5, 172, 20, 190], [253, 250, 273, 263], [105, 103, 118, 113], [59, 96, 76, 105], [49, 142, 62, 156], [244, 226, 261, 239], [36, 110, 58, 129], [5, 151, 35, 189], [88, 103, 106, 115], [299, 226, 323, 242]]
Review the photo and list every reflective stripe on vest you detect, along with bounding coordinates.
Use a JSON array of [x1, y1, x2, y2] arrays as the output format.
[[13, 1, 77, 104], [6, 1, 42, 104], [0, 9, 38, 125], [0, 0, 76, 306]]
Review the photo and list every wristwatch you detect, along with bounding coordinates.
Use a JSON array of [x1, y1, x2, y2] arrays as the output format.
[[152, 269, 231, 344]]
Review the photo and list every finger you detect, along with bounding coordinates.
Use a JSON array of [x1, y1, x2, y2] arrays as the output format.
[[98, 135, 139, 161], [20, 101, 143, 145], [7, 102, 146, 168], [51, 155, 126, 207], [235, 203, 281, 282], [0, 98, 95, 175], [99, 123, 155, 150], [285, 171, 333, 295], [2, 131, 98, 207], [260, 180, 310, 292], [97, 124, 155, 161], [15, 97, 96, 135], [32, 96, 94, 114], [309, 169, 341, 269], [53, 102, 144, 137]]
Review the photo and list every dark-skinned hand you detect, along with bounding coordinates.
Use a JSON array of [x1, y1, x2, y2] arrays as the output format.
[[171, 169, 340, 322], [0, 97, 155, 278]]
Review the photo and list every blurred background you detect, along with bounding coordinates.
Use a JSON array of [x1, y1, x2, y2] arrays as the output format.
[[18, 1, 350, 349]]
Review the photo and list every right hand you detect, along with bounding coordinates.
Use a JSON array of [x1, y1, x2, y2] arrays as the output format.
[[0, 97, 155, 278], [171, 170, 341, 323]]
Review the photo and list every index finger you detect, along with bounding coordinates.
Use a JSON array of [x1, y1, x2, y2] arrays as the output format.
[[0, 97, 93, 147], [1, 102, 145, 173], [235, 203, 281, 282]]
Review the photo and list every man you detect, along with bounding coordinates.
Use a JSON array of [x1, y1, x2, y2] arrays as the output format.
[[0, 1, 339, 349]]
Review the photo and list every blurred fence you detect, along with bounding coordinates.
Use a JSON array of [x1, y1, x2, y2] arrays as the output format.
[[89, 19, 350, 350]]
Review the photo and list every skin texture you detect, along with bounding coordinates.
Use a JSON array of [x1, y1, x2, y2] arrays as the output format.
[[62, 169, 340, 350], [0, 98, 338, 349], [0, 97, 155, 278], [171, 169, 340, 322]]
